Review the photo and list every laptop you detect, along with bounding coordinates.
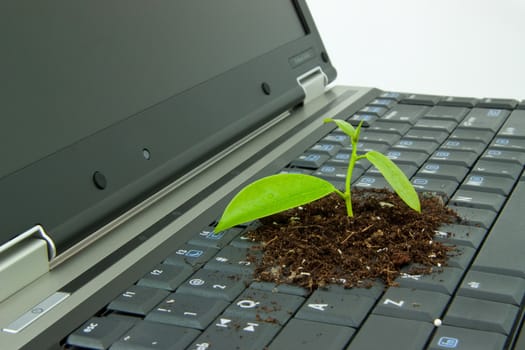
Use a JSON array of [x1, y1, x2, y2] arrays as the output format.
[[1, 1, 524, 349]]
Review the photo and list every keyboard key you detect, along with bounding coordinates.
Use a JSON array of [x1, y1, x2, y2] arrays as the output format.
[[445, 245, 476, 269], [267, 318, 355, 350], [348, 113, 377, 127], [449, 128, 495, 142], [413, 118, 457, 133], [458, 108, 510, 132], [111, 321, 200, 350], [368, 98, 396, 109], [382, 104, 428, 124], [379, 91, 404, 101], [368, 120, 411, 135], [354, 175, 391, 190], [395, 266, 464, 295], [360, 131, 400, 146], [359, 105, 388, 117], [164, 244, 219, 269], [441, 139, 486, 155], [490, 136, 525, 151], [411, 177, 458, 199], [498, 109, 525, 138], [438, 96, 478, 108], [453, 207, 497, 229], [107, 285, 170, 316], [295, 289, 375, 328], [430, 149, 479, 168], [476, 97, 518, 110], [434, 224, 487, 249], [177, 269, 247, 301], [137, 264, 193, 291], [290, 152, 330, 169], [322, 132, 350, 146], [472, 181, 525, 279], [481, 148, 525, 166], [187, 316, 280, 350], [472, 159, 523, 180], [400, 93, 441, 106], [428, 325, 506, 350], [66, 317, 135, 350], [461, 173, 515, 196], [404, 129, 449, 144], [391, 138, 439, 155], [309, 143, 341, 156], [249, 281, 310, 297], [146, 293, 229, 330], [347, 315, 433, 350], [450, 189, 506, 212], [425, 105, 470, 122], [374, 287, 449, 322], [188, 227, 242, 249], [368, 163, 418, 178], [205, 245, 259, 274], [458, 270, 525, 305], [444, 296, 518, 334], [417, 162, 469, 182], [384, 149, 428, 167]]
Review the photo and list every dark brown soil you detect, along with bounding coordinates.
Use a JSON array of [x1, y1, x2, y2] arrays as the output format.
[[245, 189, 460, 290]]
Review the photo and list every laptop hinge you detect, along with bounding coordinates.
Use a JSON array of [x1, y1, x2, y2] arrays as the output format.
[[296, 66, 328, 105], [0, 225, 56, 302]]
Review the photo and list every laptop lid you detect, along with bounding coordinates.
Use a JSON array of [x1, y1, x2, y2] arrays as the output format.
[[1, 0, 336, 257]]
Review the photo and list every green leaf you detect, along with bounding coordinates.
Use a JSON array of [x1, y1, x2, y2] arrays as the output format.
[[365, 151, 421, 213], [324, 118, 356, 139], [215, 174, 336, 232]]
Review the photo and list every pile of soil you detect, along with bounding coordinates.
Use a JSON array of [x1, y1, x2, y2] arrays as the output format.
[[246, 189, 460, 290]]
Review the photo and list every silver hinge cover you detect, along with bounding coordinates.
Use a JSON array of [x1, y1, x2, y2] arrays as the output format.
[[296, 66, 328, 104]]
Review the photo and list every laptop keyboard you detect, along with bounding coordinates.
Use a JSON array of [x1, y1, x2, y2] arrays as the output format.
[[65, 92, 525, 350]]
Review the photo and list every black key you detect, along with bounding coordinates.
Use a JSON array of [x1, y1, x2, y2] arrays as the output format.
[[425, 105, 470, 122], [348, 113, 377, 127], [459, 108, 510, 133], [461, 173, 515, 196], [379, 91, 404, 101], [279, 167, 313, 175], [354, 175, 391, 190], [472, 181, 525, 279], [434, 224, 487, 249], [490, 136, 525, 151], [268, 319, 355, 350], [417, 162, 469, 183], [177, 269, 247, 301], [249, 281, 310, 297], [453, 206, 497, 229], [368, 98, 396, 109], [313, 164, 354, 183], [395, 266, 464, 295], [145, 293, 229, 330], [449, 128, 494, 142], [413, 118, 457, 133], [165, 243, 219, 269], [111, 321, 200, 350], [472, 159, 523, 180], [107, 285, 170, 316], [400, 93, 441, 106], [411, 176, 458, 199], [391, 138, 439, 155], [187, 316, 280, 350], [360, 131, 401, 146], [66, 317, 134, 350], [382, 104, 428, 124], [428, 325, 507, 350], [322, 132, 350, 146], [188, 227, 242, 249], [309, 143, 341, 156], [224, 289, 304, 324], [368, 163, 418, 179], [498, 110, 525, 138], [430, 149, 479, 168], [295, 289, 375, 328], [374, 287, 449, 322], [347, 315, 434, 350], [446, 245, 476, 270], [290, 152, 330, 169], [476, 97, 518, 109], [438, 96, 478, 108], [359, 105, 388, 117], [384, 149, 428, 167], [404, 129, 449, 144], [137, 264, 193, 291], [368, 120, 411, 135], [450, 189, 506, 212], [204, 245, 259, 274], [441, 139, 486, 155], [481, 148, 525, 166], [458, 270, 525, 305], [444, 296, 518, 334]]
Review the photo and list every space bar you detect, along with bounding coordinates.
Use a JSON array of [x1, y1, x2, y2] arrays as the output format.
[[471, 177, 525, 278]]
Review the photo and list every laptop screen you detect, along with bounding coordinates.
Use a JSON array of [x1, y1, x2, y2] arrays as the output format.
[[1, 0, 334, 252]]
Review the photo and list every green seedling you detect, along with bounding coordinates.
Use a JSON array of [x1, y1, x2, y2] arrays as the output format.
[[215, 118, 420, 232]]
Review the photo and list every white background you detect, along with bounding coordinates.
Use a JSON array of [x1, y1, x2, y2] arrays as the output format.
[[306, 0, 524, 100]]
